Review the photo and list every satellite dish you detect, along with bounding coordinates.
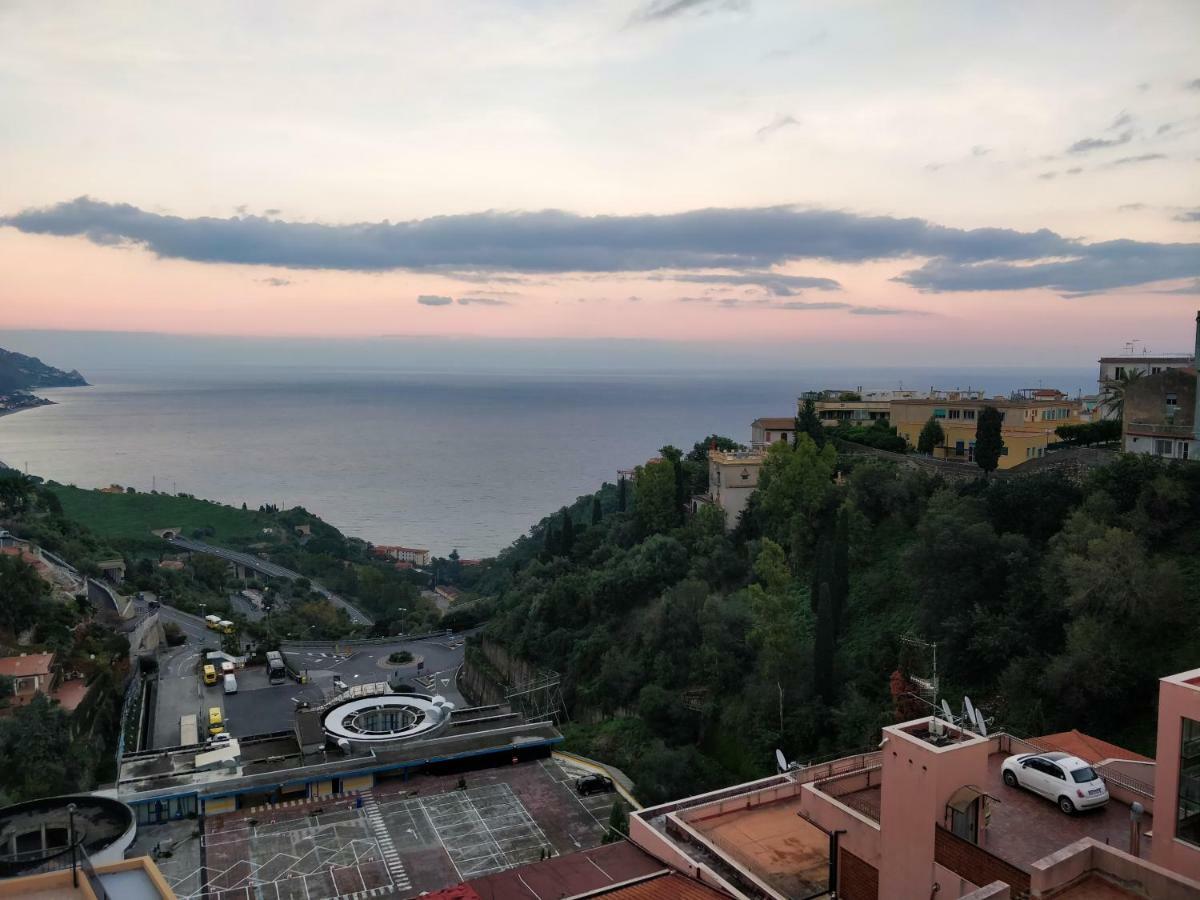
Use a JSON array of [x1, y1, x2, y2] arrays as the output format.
[[963, 697, 976, 728], [974, 708, 988, 737], [940, 700, 954, 722], [775, 749, 788, 773]]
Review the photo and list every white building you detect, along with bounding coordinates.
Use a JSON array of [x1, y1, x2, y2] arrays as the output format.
[[702, 448, 765, 530]]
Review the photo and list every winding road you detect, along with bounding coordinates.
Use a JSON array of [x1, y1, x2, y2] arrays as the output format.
[[166, 536, 374, 625]]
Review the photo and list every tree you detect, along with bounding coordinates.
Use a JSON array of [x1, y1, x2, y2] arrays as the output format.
[[617, 476, 627, 513], [659, 445, 687, 521], [0, 554, 46, 634], [1100, 370, 1144, 422], [559, 508, 575, 555], [633, 460, 678, 536], [591, 495, 602, 526], [603, 800, 629, 843], [795, 396, 826, 448], [917, 416, 945, 454], [975, 406, 1005, 474]]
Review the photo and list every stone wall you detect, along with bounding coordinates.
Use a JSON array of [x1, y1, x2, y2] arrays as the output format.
[[836, 441, 1117, 486]]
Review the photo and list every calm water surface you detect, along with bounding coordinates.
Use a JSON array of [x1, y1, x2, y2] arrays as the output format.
[[0, 366, 1093, 556]]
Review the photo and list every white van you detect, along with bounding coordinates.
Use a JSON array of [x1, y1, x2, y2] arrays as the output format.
[[223, 673, 238, 694]]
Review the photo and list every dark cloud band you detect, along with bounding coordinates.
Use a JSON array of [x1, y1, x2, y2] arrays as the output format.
[[3, 196, 1197, 295]]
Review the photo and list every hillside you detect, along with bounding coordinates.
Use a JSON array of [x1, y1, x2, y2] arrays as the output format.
[[47, 483, 274, 543], [0, 347, 87, 393], [471, 438, 1200, 805]]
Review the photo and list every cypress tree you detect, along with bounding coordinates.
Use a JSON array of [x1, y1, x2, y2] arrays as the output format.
[[975, 405, 1005, 474], [796, 396, 826, 448], [814, 581, 836, 702], [617, 476, 627, 512], [560, 507, 575, 554], [591, 494, 602, 526]]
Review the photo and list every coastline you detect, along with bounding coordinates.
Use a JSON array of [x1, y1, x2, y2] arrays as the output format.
[[0, 398, 57, 419]]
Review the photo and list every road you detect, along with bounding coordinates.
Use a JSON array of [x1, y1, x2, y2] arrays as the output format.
[[166, 536, 373, 625]]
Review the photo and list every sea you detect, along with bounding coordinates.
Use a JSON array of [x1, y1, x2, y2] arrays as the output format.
[[0, 364, 1095, 557]]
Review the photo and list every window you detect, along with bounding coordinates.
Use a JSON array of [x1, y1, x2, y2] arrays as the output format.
[[1001, 447, 1008, 456], [1178, 717, 1200, 847], [1071, 766, 1098, 784], [1184, 443, 1191, 460], [1167, 393, 1178, 408], [949, 409, 961, 420], [1155, 439, 1175, 457], [954, 440, 965, 456], [1115, 366, 1127, 379], [934, 408, 946, 419], [1152, 367, 1162, 374], [963, 409, 976, 420]]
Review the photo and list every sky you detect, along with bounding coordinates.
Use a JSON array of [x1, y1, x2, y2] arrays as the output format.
[[1, 0, 1199, 367]]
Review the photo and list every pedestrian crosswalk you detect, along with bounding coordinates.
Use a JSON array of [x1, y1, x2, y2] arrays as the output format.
[[362, 793, 411, 893]]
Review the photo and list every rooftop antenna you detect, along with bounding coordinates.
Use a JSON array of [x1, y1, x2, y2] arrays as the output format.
[[940, 699, 954, 723], [775, 748, 799, 773], [974, 708, 989, 737], [963, 696, 977, 729]]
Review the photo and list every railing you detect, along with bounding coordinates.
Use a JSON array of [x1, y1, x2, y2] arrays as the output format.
[[1125, 420, 1195, 436]]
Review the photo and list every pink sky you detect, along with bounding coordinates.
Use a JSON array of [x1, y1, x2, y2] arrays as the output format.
[[1, 1, 1197, 365]]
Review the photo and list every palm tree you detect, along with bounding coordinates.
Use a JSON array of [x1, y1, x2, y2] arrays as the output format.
[[1100, 369, 1144, 422]]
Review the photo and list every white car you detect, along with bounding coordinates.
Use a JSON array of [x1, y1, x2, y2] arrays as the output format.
[[1001, 751, 1109, 814]]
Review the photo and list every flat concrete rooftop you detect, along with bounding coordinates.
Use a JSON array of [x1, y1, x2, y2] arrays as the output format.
[[689, 798, 828, 898]]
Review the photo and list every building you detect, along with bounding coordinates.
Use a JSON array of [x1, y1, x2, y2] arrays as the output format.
[[751, 417, 795, 447], [375, 545, 431, 566], [0, 856, 174, 899], [96, 558, 125, 584], [700, 448, 766, 530], [0, 652, 56, 707], [1121, 312, 1199, 461], [627, 670, 1200, 898], [1151, 667, 1200, 881], [1099, 352, 1194, 389], [890, 396, 1085, 469]]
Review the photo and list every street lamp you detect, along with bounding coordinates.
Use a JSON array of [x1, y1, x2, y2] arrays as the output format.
[[67, 802, 77, 887]]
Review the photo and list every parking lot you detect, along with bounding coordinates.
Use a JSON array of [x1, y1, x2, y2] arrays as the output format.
[[150, 631, 468, 747], [138, 756, 628, 899]]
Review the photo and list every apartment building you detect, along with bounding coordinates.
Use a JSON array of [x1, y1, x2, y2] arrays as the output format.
[[627, 665, 1200, 899], [1121, 312, 1199, 461], [890, 396, 1085, 469]]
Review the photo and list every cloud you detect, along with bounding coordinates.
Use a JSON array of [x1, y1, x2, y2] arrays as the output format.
[[417, 295, 453, 306], [1066, 167, 1083, 175], [895, 240, 1200, 294], [259, 277, 291, 287], [755, 114, 800, 140], [1117, 203, 1147, 212], [650, 271, 840, 295], [1037, 172, 1057, 180], [1108, 111, 1132, 130], [1109, 153, 1167, 166], [5, 196, 1198, 295], [1177, 210, 1200, 223], [456, 296, 511, 306], [1152, 279, 1200, 295], [264, 208, 282, 216], [1067, 129, 1132, 154], [1157, 123, 1174, 135], [1186, 78, 1200, 91], [680, 296, 919, 315], [628, 0, 748, 26], [971, 146, 991, 157]]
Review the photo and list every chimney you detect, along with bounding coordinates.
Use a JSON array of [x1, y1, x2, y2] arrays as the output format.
[[1194, 311, 1200, 441]]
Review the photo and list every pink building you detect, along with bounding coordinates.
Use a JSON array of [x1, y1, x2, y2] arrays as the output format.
[[628, 675, 1200, 899], [1151, 667, 1200, 882]]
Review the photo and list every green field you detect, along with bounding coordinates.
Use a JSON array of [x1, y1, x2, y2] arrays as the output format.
[[47, 484, 274, 543]]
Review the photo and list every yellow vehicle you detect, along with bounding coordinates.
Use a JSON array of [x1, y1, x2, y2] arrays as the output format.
[[205, 614, 222, 630], [208, 707, 225, 736], [202, 664, 218, 685], [218, 619, 235, 635]]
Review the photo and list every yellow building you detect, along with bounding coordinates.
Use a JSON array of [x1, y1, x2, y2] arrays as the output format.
[[889, 396, 1085, 469]]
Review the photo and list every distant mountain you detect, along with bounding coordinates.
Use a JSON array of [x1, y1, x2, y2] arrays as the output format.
[[0, 347, 88, 393]]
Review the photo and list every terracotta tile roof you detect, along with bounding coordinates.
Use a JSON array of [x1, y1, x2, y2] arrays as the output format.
[[595, 873, 731, 898], [0, 652, 55, 678], [1033, 729, 1152, 764], [753, 417, 796, 429]]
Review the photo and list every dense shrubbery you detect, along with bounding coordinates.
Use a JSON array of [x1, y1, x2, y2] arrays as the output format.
[[476, 441, 1200, 804], [830, 418, 907, 453], [1054, 419, 1122, 447]]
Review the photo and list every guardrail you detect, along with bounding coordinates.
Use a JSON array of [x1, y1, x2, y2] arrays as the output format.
[[280, 629, 455, 650]]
